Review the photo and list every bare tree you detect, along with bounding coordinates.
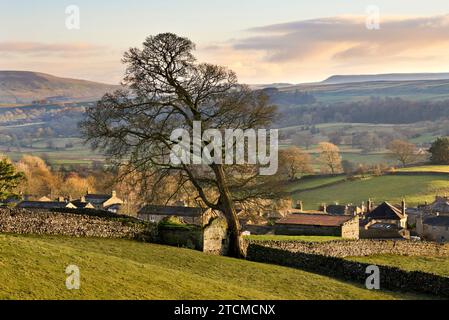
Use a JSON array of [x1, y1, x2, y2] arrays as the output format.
[[279, 146, 313, 181], [80, 33, 279, 257], [387, 139, 418, 167], [318, 142, 342, 174]]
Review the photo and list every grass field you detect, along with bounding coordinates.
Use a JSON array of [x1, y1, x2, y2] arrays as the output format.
[[397, 166, 449, 173], [245, 235, 342, 242], [0, 234, 424, 300], [347, 255, 449, 278], [292, 174, 449, 209], [286, 176, 347, 192]]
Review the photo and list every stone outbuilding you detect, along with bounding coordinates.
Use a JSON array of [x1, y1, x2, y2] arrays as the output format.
[[274, 213, 359, 239], [417, 215, 449, 243]]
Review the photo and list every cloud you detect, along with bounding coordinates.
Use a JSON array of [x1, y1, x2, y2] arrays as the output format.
[[201, 14, 449, 83], [0, 42, 105, 56]]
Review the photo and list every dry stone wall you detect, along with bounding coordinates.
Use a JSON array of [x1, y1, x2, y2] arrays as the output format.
[[0, 208, 156, 241], [246, 239, 449, 257]]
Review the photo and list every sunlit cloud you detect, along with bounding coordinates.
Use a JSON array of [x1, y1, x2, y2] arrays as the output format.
[[201, 14, 449, 83]]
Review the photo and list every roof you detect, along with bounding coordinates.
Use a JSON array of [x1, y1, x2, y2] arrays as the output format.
[[326, 205, 347, 215], [366, 202, 404, 220], [431, 199, 449, 214], [138, 205, 207, 217], [276, 213, 353, 227], [17, 201, 74, 209], [70, 200, 93, 208], [423, 216, 449, 227], [85, 194, 111, 203]]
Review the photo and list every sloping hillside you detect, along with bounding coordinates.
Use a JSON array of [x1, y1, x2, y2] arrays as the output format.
[[0, 234, 422, 300], [0, 71, 119, 105]]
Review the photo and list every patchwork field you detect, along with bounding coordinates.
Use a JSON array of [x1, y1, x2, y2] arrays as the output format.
[[347, 255, 449, 278], [292, 174, 449, 210], [0, 234, 424, 300]]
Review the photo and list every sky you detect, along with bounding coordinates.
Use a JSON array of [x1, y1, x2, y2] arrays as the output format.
[[2, 0, 449, 84]]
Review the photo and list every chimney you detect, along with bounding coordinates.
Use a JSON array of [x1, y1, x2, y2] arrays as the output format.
[[367, 199, 373, 212], [321, 203, 327, 213], [86, 188, 90, 195], [58, 196, 65, 202], [296, 200, 304, 211], [80, 196, 86, 203], [111, 190, 117, 198], [401, 199, 406, 216]]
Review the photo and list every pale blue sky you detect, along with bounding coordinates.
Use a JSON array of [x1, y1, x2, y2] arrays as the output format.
[[2, 1, 449, 83]]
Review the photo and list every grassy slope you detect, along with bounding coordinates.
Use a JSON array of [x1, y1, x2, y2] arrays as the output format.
[[347, 255, 449, 277], [286, 176, 346, 193], [0, 234, 422, 300], [292, 174, 449, 209], [397, 166, 449, 173]]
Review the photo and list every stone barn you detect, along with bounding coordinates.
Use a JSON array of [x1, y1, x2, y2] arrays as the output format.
[[274, 213, 359, 239]]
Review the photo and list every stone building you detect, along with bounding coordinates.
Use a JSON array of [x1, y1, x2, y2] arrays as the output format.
[[274, 213, 360, 239], [138, 205, 219, 226], [360, 201, 408, 239], [85, 191, 124, 212], [416, 215, 449, 243]]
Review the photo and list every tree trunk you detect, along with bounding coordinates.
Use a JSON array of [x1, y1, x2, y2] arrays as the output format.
[[211, 164, 244, 258]]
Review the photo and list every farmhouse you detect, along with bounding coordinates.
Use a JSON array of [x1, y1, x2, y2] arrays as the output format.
[[361, 201, 408, 239], [416, 215, 449, 243], [274, 213, 360, 239], [138, 205, 219, 226]]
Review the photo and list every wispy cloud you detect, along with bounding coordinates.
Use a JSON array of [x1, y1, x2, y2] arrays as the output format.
[[0, 42, 105, 55], [201, 14, 449, 83]]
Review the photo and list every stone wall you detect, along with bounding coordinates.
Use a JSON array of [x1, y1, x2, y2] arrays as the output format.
[[157, 217, 229, 255], [0, 208, 156, 241], [246, 239, 449, 258], [246, 244, 449, 297], [342, 216, 360, 240]]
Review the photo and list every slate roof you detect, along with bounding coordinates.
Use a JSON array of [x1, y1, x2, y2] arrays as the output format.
[[138, 205, 206, 217], [431, 200, 449, 214], [423, 216, 449, 227], [70, 200, 92, 209], [366, 202, 404, 220], [85, 194, 111, 204], [17, 201, 73, 209], [326, 205, 347, 215], [276, 213, 353, 227]]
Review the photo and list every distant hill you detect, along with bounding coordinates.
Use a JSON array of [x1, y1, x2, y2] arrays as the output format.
[[276, 78, 449, 103], [0, 71, 120, 105], [322, 73, 449, 84]]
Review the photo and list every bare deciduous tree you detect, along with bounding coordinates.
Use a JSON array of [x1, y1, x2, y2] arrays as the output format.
[[318, 142, 343, 174], [387, 139, 418, 167], [279, 146, 313, 181], [80, 33, 279, 257]]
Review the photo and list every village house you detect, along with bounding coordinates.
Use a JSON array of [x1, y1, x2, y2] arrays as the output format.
[[274, 213, 360, 239], [85, 190, 124, 213], [70, 196, 95, 209], [360, 201, 409, 239], [137, 204, 219, 226], [416, 215, 449, 243]]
